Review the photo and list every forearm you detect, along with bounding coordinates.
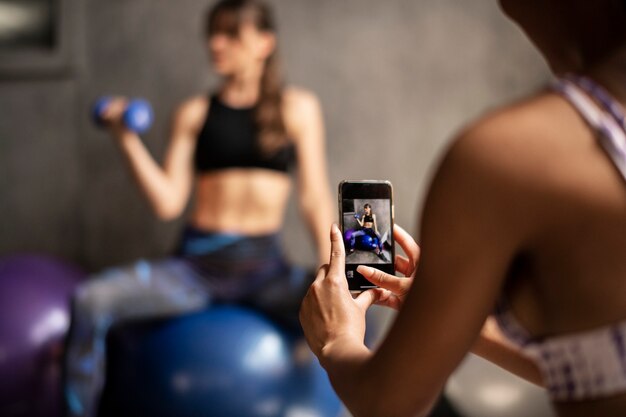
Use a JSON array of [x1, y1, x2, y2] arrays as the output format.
[[471, 318, 544, 386], [321, 340, 376, 417], [322, 341, 437, 417], [115, 133, 183, 219], [300, 190, 334, 263]]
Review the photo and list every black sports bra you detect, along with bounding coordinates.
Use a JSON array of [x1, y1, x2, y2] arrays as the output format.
[[194, 94, 295, 173], [363, 214, 374, 223]]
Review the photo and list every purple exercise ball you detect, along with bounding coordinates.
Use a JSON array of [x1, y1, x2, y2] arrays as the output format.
[[0, 255, 85, 417]]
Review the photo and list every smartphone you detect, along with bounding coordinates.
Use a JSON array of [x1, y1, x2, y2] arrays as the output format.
[[339, 180, 395, 292]]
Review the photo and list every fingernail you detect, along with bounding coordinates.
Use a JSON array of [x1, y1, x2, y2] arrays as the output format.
[[356, 265, 370, 274], [331, 223, 340, 234]]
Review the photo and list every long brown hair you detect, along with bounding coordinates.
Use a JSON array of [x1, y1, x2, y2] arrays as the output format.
[[206, 0, 288, 155]]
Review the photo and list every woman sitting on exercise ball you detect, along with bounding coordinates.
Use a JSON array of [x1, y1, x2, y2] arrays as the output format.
[[300, 0, 626, 416], [65, 1, 333, 416], [350, 203, 387, 261]]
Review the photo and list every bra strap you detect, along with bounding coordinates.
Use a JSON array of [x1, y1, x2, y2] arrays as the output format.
[[552, 78, 626, 182]]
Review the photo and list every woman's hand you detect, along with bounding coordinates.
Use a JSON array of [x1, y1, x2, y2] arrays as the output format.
[[299, 224, 379, 361], [356, 225, 420, 311], [299, 224, 421, 365], [100, 97, 133, 138]]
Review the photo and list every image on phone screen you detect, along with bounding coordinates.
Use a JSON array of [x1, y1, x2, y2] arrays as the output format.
[[339, 180, 395, 291], [342, 199, 392, 265]]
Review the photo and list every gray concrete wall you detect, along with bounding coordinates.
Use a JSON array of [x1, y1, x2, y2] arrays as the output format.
[[0, 0, 549, 271]]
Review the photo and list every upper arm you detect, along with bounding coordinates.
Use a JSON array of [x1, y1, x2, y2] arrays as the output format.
[[364, 122, 533, 416], [163, 97, 206, 190], [284, 88, 329, 200]]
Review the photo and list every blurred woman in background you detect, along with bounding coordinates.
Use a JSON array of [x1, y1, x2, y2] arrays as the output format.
[[65, 1, 333, 416], [300, 1, 626, 416]]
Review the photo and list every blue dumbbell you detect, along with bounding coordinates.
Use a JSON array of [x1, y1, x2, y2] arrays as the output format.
[[92, 97, 154, 134]]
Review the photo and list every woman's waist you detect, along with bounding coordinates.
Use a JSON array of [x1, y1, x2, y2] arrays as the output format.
[[194, 168, 291, 208], [177, 224, 284, 258], [187, 212, 284, 237], [191, 177, 290, 234]]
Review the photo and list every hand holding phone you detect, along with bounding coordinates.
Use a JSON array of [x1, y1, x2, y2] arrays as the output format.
[[339, 180, 395, 292]]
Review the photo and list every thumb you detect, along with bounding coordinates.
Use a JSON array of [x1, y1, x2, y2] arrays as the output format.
[[354, 288, 381, 310], [327, 223, 346, 278]]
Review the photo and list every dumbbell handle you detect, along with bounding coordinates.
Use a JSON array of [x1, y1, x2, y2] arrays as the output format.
[[92, 97, 154, 134]]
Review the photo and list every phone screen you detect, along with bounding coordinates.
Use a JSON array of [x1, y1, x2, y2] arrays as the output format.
[[339, 181, 395, 291]]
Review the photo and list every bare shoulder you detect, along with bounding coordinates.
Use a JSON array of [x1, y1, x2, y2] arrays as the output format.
[[282, 86, 322, 129], [173, 95, 209, 131], [442, 92, 583, 188], [418, 94, 576, 245], [283, 86, 321, 111], [422, 92, 586, 236]]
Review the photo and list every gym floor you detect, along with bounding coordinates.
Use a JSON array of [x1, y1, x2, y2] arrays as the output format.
[[345, 248, 392, 264]]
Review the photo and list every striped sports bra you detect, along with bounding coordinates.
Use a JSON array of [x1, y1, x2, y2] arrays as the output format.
[[495, 75, 626, 402]]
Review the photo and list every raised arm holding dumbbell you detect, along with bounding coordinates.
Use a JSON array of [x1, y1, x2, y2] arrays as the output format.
[[92, 96, 198, 220]]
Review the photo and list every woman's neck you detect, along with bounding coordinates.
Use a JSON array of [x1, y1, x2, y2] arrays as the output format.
[[220, 65, 263, 108]]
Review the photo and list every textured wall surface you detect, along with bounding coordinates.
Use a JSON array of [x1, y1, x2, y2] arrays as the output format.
[[0, 0, 549, 271]]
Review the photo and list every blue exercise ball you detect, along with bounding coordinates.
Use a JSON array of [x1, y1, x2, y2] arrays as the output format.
[[98, 306, 341, 417], [357, 234, 379, 251]]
